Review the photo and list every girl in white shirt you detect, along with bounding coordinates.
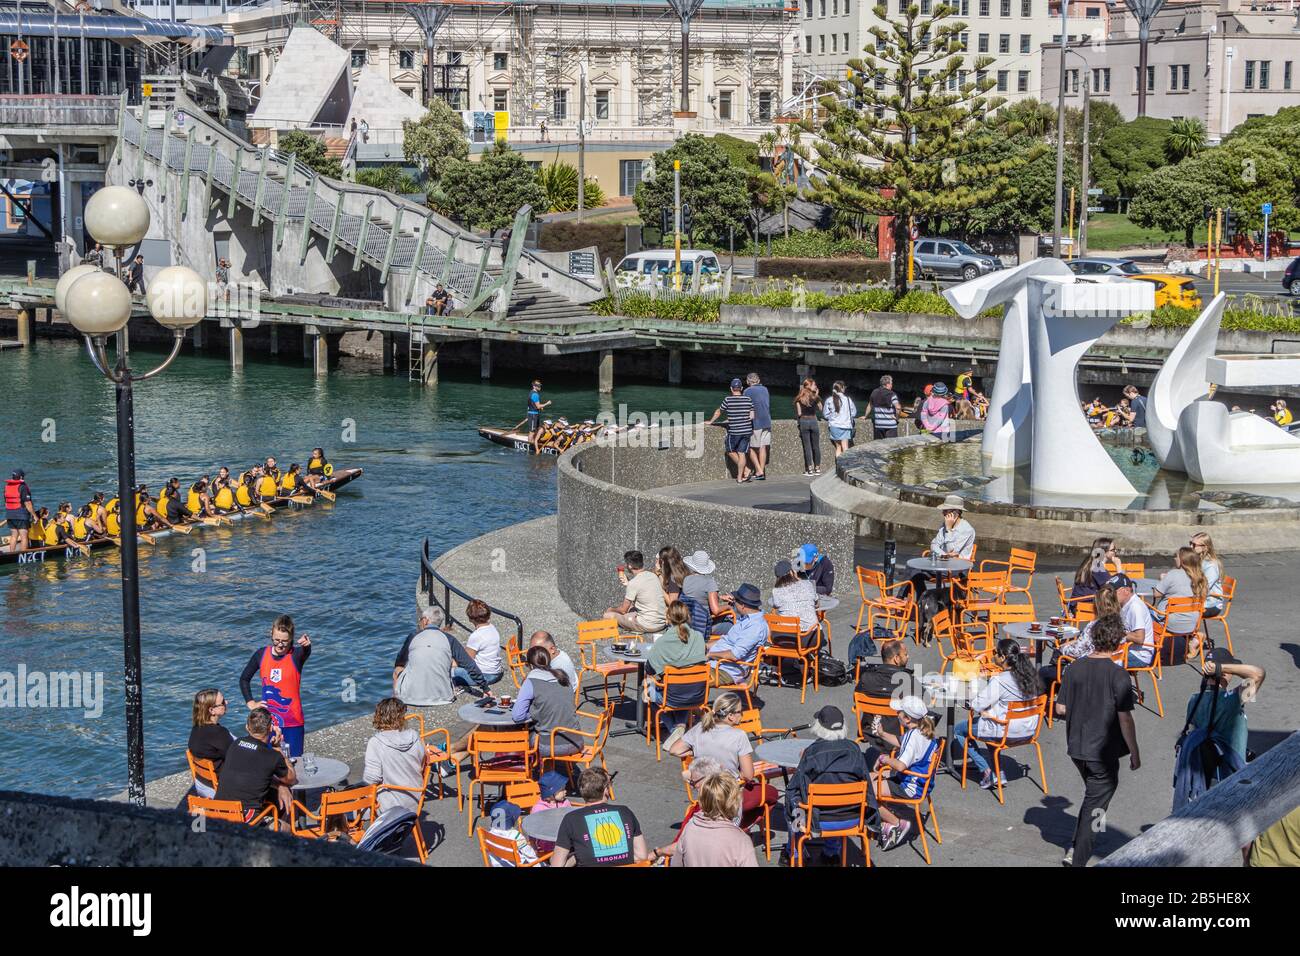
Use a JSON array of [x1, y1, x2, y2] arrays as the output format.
[[822, 381, 858, 457], [457, 599, 504, 687], [957, 639, 1044, 791]]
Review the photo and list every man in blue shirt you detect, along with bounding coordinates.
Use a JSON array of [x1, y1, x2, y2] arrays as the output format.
[[744, 372, 773, 481], [708, 584, 768, 683], [527, 380, 551, 454]]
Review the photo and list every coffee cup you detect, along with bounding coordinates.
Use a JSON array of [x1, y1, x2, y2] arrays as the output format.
[[1050, 616, 1062, 627], [499, 696, 512, 708]]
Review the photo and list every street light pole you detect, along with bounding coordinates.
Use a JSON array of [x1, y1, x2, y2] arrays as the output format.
[[1052, 0, 1068, 259], [1079, 74, 1091, 259]]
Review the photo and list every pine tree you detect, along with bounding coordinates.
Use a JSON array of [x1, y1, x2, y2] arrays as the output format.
[[803, 3, 1041, 294]]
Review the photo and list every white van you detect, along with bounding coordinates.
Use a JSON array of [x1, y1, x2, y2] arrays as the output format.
[[613, 249, 723, 292]]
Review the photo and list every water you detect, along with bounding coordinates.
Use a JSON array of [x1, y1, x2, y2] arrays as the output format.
[[0, 340, 725, 797], [886, 434, 1300, 510]]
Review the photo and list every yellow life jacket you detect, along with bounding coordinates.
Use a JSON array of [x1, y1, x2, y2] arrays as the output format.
[[257, 475, 280, 497], [40, 521, 60, 547], [136, 501, 148, 525], [236, 482, 253, 507], [280, 472, 297, 492], [215, 486, 235, 510], [106, 512, 121, 536], [72, 515, 90, 540], [186, 486, 204, 515], [1276, 409, 1294, 426], [106, 497, 119, 516], [30, 518, 47, 545], [308, 456, 327, 475]]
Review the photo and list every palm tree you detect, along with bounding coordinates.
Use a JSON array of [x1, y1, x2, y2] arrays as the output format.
[[1165, 118, 1206, 164]]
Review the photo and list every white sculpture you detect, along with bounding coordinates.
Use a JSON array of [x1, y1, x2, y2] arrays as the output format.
[[944, 266, 1154, 498], [1145, 293, 1226, 471]]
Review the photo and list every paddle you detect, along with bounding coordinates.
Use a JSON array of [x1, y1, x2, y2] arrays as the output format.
[[314, 488, 336, 502], [289, 495, 314, 505]]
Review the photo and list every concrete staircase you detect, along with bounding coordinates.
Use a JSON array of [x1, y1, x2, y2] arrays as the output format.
[[507, 278, 594, 322]]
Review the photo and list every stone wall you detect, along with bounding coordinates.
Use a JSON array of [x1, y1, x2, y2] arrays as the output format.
[[556, 419, 857, 619]]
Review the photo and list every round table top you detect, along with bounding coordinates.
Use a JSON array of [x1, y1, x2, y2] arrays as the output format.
[[290, 755, 350, 790], [816, 596, 840, 611], [520, 805, 579, 843], [907, 556, 973, 574], [599, 642, 650, 665], [920, 672, 978, 706], [754, 737, 813, 769], [1002, 621, 1080, 643], [457, 700, 523, 726]]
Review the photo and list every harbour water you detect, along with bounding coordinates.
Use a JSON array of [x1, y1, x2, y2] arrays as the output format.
[[0, 340, 726, 798]]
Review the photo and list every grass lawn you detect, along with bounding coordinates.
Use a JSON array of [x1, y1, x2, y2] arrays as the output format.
[[1082, 212, 1207, 251]]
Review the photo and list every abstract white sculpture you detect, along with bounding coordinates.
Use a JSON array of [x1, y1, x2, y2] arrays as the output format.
[[1145, 293, 1226, 471], [944, 266, 1154, 498]]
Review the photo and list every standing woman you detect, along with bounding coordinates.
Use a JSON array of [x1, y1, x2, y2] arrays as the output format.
[[794, 378, 822, 477], [1190, 532, 1226, 620], [822, 381, 858, 458]]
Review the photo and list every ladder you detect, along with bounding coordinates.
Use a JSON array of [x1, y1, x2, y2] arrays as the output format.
[[406, 315, 426, 383]]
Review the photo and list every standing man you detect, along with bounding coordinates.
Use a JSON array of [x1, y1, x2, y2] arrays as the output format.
[[239, 614, 312, 760], [1055, 613, 1140, 867], [125, 254, 145, 294], [707, 378, 755, 483], [1123, 385, 1147, 429], [743, 372, 771, 481], [527, 379, 551, 455], [869, 374, 903, 440], [4, 469, 36, 552], [539, 117, 549, 142]]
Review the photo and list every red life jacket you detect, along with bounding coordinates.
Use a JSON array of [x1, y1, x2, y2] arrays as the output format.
[[258, 646, 305, 729], [4, 479, 27, 512]]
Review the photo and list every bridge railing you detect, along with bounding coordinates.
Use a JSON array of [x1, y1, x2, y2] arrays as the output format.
[[0, 93, 119, 126]]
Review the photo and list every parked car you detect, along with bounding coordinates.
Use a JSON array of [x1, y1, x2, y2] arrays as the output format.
[[1067, 257, 1143, 277], [1283, 256, 1300, 295], [1125, 273, 1202, 310], [912, 238, 1002, 281], [613, 249, 722, 292]]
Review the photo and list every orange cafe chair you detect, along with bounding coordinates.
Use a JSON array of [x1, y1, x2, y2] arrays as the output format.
[[1055, 576, 1096, 625], [187, 794, 278, 828], [1204, 576, 1236, 654], [1158, 596, 1206, 668], [984, 604, 1037, 647], [1123, 625, 1170, 719], [376, 760, 436, 863], [852, 691, 896, 743], [960, 695, 1048, 805], [477, 827, 552, 868], [954, 569, 1010, 623], [504, 634, 529, 689], [762, 613, 822, 704], [855, 566, 918, 640], [575, 619, 639, 706], [404, 714, 463, 810], [290, 784, 379, 843], [646, 663, 712, 760], [186, 750, 219, 796], [710, 649, 761, 708], [466, 729, 537, 835], [873, 738, 945, 864], [931, 608, 993, 673], [505, 780, 541, 812], [792, 781, 871, 868], [980, 547, 1038, 605], [734, 708, 792, 861], [545, 707, 616, 792]]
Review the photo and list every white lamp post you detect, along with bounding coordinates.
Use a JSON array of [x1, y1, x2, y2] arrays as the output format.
[[64, 186, 204, 808]]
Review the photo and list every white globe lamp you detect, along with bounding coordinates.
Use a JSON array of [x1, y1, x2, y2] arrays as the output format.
[[54, 263, 101, 315], [146, 266, 207, 330], [63, 271, 134, 337], [84, 185, 150, 249]]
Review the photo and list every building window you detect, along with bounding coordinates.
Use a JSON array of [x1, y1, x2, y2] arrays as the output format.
[[978, 33, 989, 53], [1245, 60, 1255, 90], [961, 0, 968, 12], [1169, 64, 1178, 90], [1000, 0, 1010, 16], [1069, 69, 1078, 93], [1086, 6, 1100, 15], [350, 50, 366, 68], [1181, 64, 1190, 89], [1135, 65, 1154, 92], [819, 35, 825, 53], [758, 90, 773, 121], [921, 0, 931, 12], [399, 50, 414, 70], [979, 0, 989, 15], [1020, 34, 1030, 54], [844, 0, 850, 13], [832, 0, 837, 13], [997, 69, 1008, 92], [819, 0, 825, 15], [1260, 60, 1270, 90], [595, 89, 610, 119], [552, 88, 568, 120], [1017, 69, 1029, 92], [1285, 61, 1293, 90], [999, 34, 1010, 53], [1021, 0, 1031, 14], [960, 31, 969, 49], [493, 52, 509, 71], [493, 88, 508, 111], [619, 159, 643, 196], [804, 0, 812, 16], [831, 33, 838, 52], [805, 35, 813, 53], [718, 89, 732, 119], [844, 32, 850, 51]]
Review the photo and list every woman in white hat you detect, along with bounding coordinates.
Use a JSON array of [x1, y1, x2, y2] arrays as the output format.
[[681, 550, 725, 620]]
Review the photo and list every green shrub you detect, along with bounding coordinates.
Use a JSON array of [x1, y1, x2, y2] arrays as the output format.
[[745, 232, 877, 258], [591, 294, 721, 323], [893, 290, 958, 316]]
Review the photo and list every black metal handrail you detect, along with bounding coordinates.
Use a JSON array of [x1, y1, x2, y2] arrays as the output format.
[[420, 538, 524, 648]]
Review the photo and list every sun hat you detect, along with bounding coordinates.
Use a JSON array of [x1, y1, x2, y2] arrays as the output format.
[[891, 695, 928, 720], [936, 494, 965, 512], [813, 705, 845, 732], [932, 382, 949, 396], [730, 583, 762, 609], [682, 550, 717, 575]]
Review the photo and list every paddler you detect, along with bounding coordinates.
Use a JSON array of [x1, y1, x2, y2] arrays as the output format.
[[53, 503, 76, 542], [84, 492, 108, 536], [186, 476, 216, 518], [4, 468, 36, 552], [279, 463, 308, 497], [72, 505, 99, 542], [305, 448, 330, 489], [31, 507, 54, 548], [159, 484, 190, 527], [212, 475, 238, 514], [137, 490, 173, 532], [235, 471, 258, 508], [256, 463, 281, 499]]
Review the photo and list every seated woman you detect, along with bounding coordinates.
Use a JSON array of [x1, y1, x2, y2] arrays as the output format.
[[954, 639, 1044, 791], [510, 646, 581, 758], [1071, 537, 1117, 600], [279, 463, 309, 497], [1154, 546, 1209, 659], [306, 448, 330, 489], [665, 770, 759, 867], [187, 688, 236, 798], [655, 545, 689, 603], [1039, 587, 1120, 690], [1191, 532, 1226, 620], [865, 696, 940, 851], [667, 691, 778, 837], [363, 697, 429, 815], [457, 599, 504, 688], [646, 601, 708, 746], [770, 559, 819, 642]]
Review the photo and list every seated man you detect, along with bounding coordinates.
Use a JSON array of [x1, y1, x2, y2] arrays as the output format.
[[529, 630, 577, 688], [784, 706, 869, 864], [795, 542, 835, 597], [854, 639, 916, 742], [393, 606, 488, 707], [603, 550, 668, 634], [551, 768, 651, 867], [213, 707, 298, 827], [910, 495, 976, 627], [430, 283, 451, 316], [707, 584, 768, 685]]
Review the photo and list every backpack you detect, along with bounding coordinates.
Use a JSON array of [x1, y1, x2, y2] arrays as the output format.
[[815, 649, 852, 687], [1171, 675, 1244, 813], [847, 629, 879, 666]]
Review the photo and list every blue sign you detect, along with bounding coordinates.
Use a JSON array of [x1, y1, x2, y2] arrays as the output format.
[[1262, 202, 1273, 215]]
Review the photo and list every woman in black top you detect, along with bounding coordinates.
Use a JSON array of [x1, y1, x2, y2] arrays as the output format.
[[187, 688, 235, 797], [794, 378, 822, 476], [1071, 537, 1117, 599]]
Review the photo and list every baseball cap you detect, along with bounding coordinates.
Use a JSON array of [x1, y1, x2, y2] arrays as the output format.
[[773, 559, 794, 579], [891, 695, 928, 721], [730, 377, 743, 389], [1105, 573, 1135, 591], [1207, 646, 1240, 666], [813, 705, 844, 732], [488, 799, 523, 830], [539, 770, 568, 800]]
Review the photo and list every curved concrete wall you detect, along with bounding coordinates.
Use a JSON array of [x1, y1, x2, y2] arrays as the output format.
[[557, 419, 856, 619]]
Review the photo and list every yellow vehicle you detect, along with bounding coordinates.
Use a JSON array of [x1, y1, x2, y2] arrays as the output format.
[[1125, 273, 1202, 310]]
